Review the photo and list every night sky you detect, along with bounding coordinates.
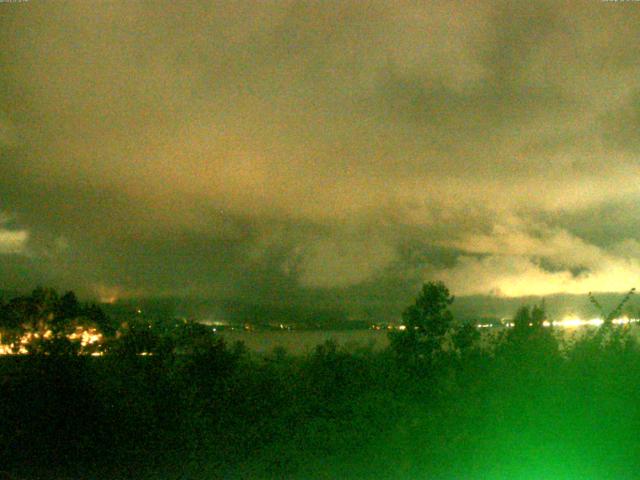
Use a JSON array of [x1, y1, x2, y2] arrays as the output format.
[[2, 1, 640, 306]]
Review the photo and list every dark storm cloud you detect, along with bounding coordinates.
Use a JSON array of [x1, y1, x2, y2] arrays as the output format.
[[1, 0, 640, 303]]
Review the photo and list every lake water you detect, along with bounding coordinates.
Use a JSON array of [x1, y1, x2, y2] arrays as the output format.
[[219, 329, 390, 355]]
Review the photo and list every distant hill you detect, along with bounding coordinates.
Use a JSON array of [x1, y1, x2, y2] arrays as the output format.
[[102, 290, 640, 327], [451, 292, 640, 322]]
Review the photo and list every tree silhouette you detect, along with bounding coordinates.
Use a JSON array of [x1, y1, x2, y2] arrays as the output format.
[[390, 281, 454, 368], [0, 288, 111, 355], [511, 302, 546, 335], [452, 321, 480, 357], [58, 291, 80, 319], [502, 302, 558, 364], [588, 288, 636, 326], [108, 320, 165, 356]]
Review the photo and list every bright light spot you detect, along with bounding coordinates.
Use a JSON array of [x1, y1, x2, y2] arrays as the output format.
[[588, 318, 605, 327], [0, 335, 15, 355], [0, 228, 28, 255], [556, 316, 585, 328], [613, 316, 633, 325]]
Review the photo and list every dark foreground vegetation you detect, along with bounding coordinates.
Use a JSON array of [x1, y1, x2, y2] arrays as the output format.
[[2, 284, 640, 479]]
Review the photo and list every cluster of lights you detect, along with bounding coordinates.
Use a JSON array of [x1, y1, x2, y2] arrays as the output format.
[[547, 316, 639, 328], [0, 327, 105, 355], [477, 316, 639, 329], [0, 341, 23, 355], [392, 316, 640, 331], [68, 326, 103, 347], [371, 324, 407, 331]]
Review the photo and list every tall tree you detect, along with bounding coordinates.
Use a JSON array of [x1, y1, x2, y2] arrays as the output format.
[[390, 281, 454, 367]]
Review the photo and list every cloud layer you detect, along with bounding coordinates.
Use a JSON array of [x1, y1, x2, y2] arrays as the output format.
[[1, 0, 640, 303]]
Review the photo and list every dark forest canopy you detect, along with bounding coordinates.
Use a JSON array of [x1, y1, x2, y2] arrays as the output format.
[[1, 283, 640, 479]]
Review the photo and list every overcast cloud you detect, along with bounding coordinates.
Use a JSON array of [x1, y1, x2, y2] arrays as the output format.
[[1, 0, 640, 304]]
